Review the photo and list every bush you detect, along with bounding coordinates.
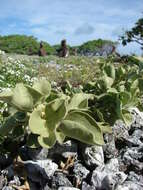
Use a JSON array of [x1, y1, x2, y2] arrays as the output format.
[[77, 39, 116, 53], [0, 35, 55, 55]]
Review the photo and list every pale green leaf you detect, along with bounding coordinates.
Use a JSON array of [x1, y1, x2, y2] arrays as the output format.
[[33, 79, 51, 97], [59, 111, 104, 145]]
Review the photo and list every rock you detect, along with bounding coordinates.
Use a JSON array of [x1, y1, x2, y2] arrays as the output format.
[[104, 158, 119, 173], [91, 159, 127, 189], [79, 44, 117, 57], [115, 186, 129, 190], [101, 44, 116, 57], [73, 162, 90, 182], [101, 174, 117, 190], [8, 176, 21, 186], [101, 172, 127, 190], [1, 107, 143, 190], [116, 181, 143, 190], [113, 120, 129, 140], [126, 129, 143, 147], [130, 107, 143, 129], [43, 184, 52, 190], [91, 170, 127, 189], [2, 187, 14, 190], [2, 165, 14, 180], [2, 186, 14, 190], [28, 180, 41, 190], [51, 173, 73, 189], [19, 146, 49, 161], [91, 170, 103, 187], [58, 187, 80, 190], [114, 172, 127, 184], [127, 171, 143, 185], [0, 154, 13, 169], [24, 159, 58, 183], [103, 134, 118, 159], [48, 140, 78, 159], [81, 182, 95, 190], [81, 144, 104, 168], [28, 180, 52, 190], [122, 147, 143, 172]]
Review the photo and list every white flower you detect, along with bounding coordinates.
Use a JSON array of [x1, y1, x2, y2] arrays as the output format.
[[96, 59, 100, 63], [0, 49, 5, 55], [8, 70, 15, 75]]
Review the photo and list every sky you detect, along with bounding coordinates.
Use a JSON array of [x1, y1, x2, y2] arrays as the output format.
[[0, 0, 143, 55]]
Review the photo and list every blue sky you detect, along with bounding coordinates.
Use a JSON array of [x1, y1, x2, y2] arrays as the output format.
[[0, 0, 143, 54]]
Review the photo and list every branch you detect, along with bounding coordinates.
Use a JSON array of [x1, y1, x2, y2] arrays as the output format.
[[133, 35, 143, 42], [131, 39, 143, 46]]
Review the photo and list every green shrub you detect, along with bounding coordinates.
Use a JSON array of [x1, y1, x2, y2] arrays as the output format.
[[0, 35, 55, 55]]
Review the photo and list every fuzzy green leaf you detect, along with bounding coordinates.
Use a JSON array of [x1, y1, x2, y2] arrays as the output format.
[[103, 64, 116, 79], [0, 90, 13, 103], [67, 93, 94, 111], [121, 109, 133, 126], [29, 105, 48, 136], [32, 79, 51, 97], [98, 75, 114, 90], [95, 93, 121, 125], [38, 131, 56, 148], [25, 85, 43, 105], [138, 78, 143, 92], [59, 111, 104, 145], [12, 83, 34, 111], [0, 112, 24, 136], [97, 122, 112, 134], [45, 98, 67, 130]]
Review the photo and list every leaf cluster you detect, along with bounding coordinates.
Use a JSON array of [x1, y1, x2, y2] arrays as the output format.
[[0, 79, 111, 152], [83, 62, 143, 126], [0, 35, 55, 55], [120, 18, 143, 48]]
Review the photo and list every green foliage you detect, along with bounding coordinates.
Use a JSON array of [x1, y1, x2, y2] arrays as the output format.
[[77, 39, 116, 53], [0, 35, 55, 55], [0, 35, 116, 56], [0, 79, 108, 151], [41, 41, 56, 55], [51, 39, 116, 55], [0, 53, 143, 155], [84, 62, 142, 126], [121, 17, 143, 48], [60, 111, 104, 145]]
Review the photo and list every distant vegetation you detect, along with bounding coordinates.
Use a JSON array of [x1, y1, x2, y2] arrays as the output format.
[[0, 34, 116, 55], [77, 39, 115, 53], [0, 35, 55, 55]]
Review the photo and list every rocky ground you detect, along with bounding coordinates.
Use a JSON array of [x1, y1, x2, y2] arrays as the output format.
[[0, 108, 143, 190]]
